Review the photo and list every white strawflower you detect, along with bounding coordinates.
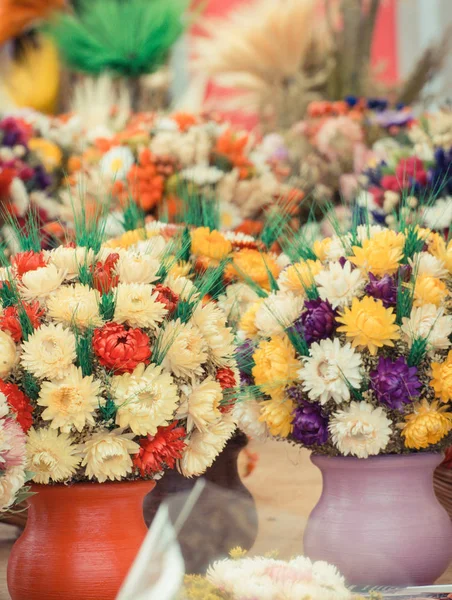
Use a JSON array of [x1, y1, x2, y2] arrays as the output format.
[[115, 252, 160, 284], [300, 338, 363, 405], [222, 231, 256, 245], [409, 252, 448, 279], [356, 224, 384, 242], [181, 165, 225, 185], [254, 291, 304, 337], [46, 246, 95, 280], [99, 146, 134, 180], [0, 466, 26, 511], [114, 283, 168, 329], [20, 264, 66, 301], [21, 323, 77, 380], [329, 401, 392, 458], [233, 393, 269, 441], [179, 414, 236, 477], [164, 274, 198, 301], [192, 302, 236, 366], [160, 319, 208, 379], [217, 282, 260, 325], [325, 234, 352, 261], [47, 284, 103, 329], [80, 429, 139, 483], [0, 392, 9, 418], [423, 198, 452, 230], [113, 363, 179, 436], [315, 260, 365, 308], [27, 428, 80, 484], [401, 304, 452, 351], [0, 331, 18, 378], [185, 378, 223, 433]]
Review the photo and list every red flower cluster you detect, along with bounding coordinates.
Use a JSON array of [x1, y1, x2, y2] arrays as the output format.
[[153, 284, 178, 315], [0, 301, 44, 342], [91, 253, 120, 294], [93, 322, 151, 374], [12, 251, 47, 278], [216, 367, 237, 414], [381, 157, 428, 193], [133, 423, 186, 475], [0, 380, 33, 432]]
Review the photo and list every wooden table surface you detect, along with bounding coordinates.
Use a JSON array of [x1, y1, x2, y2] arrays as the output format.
[[0, 441, 451, 599]]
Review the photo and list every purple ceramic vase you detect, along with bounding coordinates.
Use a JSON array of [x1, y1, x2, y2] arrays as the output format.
[[304, 453, 452, 586]]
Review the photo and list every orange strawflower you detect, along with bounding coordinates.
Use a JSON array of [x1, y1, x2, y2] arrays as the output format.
[[127, 149, 164, 211], [171, 112, 198, 132], [214, 130, 253, 179]]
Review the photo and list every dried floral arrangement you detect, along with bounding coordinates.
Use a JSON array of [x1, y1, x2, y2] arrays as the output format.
[[191, 0, 451, 129], [234, 217, 452, 457], [178, 549, 352, 600], [0, 207, 244, 485]]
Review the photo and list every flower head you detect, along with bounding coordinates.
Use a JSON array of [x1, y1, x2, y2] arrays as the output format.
[[21, 323, 76, 380], [278, 260, 323, 295], [0, 381, 33, 432], [20, 264, 66, 301], [80, 429, 139, 482], [413, 274, 448, 308], [297, 299, 337, 344], [0, 301, 44, 342], [252, 335, 301, 398], [401, 304, 452, 351], [401, 400, 452, 449], [365, 273, 397, 307], [185, 378, 223, 432], [113, 363, 179, 436], [47, 284, 103, 329], [133, 423, 186, 475], [337, 296, 399, 355], [91, 252, 120, 293], [160, 319, 208, 379], [12, 251, 47, 279], [291, 397, 329, 446], [300, 338, 362, 404], [191, 227, 232, 261], [100, 146, 134, 180], [431, 351, 452, 403], [259, 396, 294, 438], [192, 302, 236, 366], [225, 249, 280, 291], [329, 402, 392, 458], [114, 283, 168, 329], [93, 322, 151, 374], [255, 291, 304, 337], [0, 330, 18, 378], [315, 260, 365, 309], [370, 356, 421, 410], [349, 229, 405, 276], [26, 427, 80, 484], [38, 366, 102, 433], [115, 252, 160, 285]]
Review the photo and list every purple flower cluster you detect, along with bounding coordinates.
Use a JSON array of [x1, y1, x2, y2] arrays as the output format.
[[235, 339, 255, 380], [0, 117, 30, 147], [294, 299, 337, 345], [370, 356, 421, 410], [365, 273, 397, 307], [290, 394, 329, 446]]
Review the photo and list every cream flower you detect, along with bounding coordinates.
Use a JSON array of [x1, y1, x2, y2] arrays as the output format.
[[217, 282, 260, 325], [232, 393, 269, 440], [0, 331, 18, 378], [300, 338, 363, 405], [100, 146, 134, 180], [185, 378, 223, 433], [164, 274, 198, 301], [0, 466, 26, 511], [38, 366, 102, 433], [409, 252, 448, 279], [47, 284, 103, 329], [113, 363, 179, 436], [315, 261, 365, 308], [114, 283, 168, 329], [21, 323, 77, 380], [115, 252, 160, 284], [329, 402, 392, 458], [401, 304, 452, 351], [80, 429, 139, 482], [161, 319, 208, 379], [423, 198, 452, 230], [46, 246, 95, 280], [192, 303, 236, 366], [325, 234, 352, 261], [254, 291, 304, 337], [179, 415, 236, 477], [20, 264, 66, 301], [26, 427, 80, 484], [278, 260, 323, 295]]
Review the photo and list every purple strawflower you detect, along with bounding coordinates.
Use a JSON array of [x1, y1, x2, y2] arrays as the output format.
[[0, 117, 30, 147], [298, 299, 337, 344], [292, 399, 329, 446], [370, 356, 421, 410], [365, 273, 397, 307], [235, 339, 255, 377], [32, 165, 52, 190]]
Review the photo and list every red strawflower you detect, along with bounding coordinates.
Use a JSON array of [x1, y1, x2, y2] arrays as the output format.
[[133, 423, 186, 475], [216, 367, 237, 414], [91, 253, 120, 294], [0, 168, 16, 199], [153, 284, 178, 314], [93, 322, 151, 374], [395, 156, 428, 187], [12, 251, 47, 278], [0, 380, 33, 432], [380, 174, 400, 193], [0, 301, 44, 342]]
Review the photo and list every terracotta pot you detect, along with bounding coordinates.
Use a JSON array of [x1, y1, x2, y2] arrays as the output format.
[[143, 430, 258, 574], [7, 480, 154, 600], [304, 453, 452, 586]]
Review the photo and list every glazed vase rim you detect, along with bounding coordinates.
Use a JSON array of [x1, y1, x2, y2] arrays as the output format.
[[311, 452, 443, 468]]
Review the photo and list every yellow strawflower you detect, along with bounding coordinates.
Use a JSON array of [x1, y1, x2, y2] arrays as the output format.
[[239, 300, 263, 339], [190, 227, 232, 261], [349, 229, 405, 276], [252, 335, 300, 397], [259, 395, 294, 438], [313, 237, 331, 261], [431, 351, 452, 403], [413, 274, 448, 308], [337, 296, 399, 355], [401, 400, 452, 449], [225, 249, 280, 291], [278, 260, 323, 295], [104, 228, 151, 250]]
